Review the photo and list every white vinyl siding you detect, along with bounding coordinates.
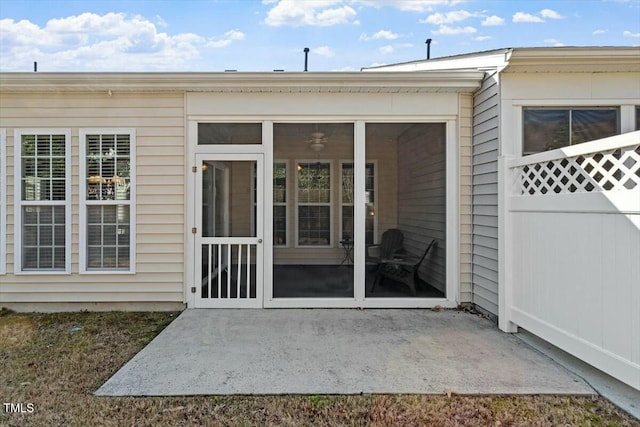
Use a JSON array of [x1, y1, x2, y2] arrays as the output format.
[[79, 129, 136, 273], [397, 124, 447, 293], [296, 161, 332, 247], [0, 129, 6, 274], [14, 129, 72, 274], [0, 92, 184, 305], [472, 73, 500, 315]]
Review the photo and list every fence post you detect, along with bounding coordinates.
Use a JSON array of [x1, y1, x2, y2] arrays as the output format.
[[498, 155, 518, 332]]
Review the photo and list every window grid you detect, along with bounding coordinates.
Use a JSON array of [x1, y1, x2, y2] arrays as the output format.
[[14, 130, 70, 273], [21, 134, 66, 202], [297, 161, 331, 247], [87, 206, 131, 269], [81, 130, 135, 273], [22, 206, 66, 269]]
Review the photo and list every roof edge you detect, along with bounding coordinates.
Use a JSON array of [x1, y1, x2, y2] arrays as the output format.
[[0, 70, 485, 93]]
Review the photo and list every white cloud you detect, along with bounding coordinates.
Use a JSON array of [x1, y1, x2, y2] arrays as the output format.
[[592, 29, 608, 35], [512, 12, 544, 23], [356, 0, 464, 13], [155, 15, 168, 27], [0, 13, 245, 71], [360, 29, 399, 41], [421, 10, 477, 25], [207, 30, 246, 48], [544, 38, 565, 46], [481, 15, 504, 26], [623, 30, 640, 37], [432, 25, 477, 35], [263, 0, 357, 27], [474, 35, 492, 41], [379, 45, 394, 55], [540, 9, 564, 19], [313, 45, 335, 57], [513, 9, 564, 23]]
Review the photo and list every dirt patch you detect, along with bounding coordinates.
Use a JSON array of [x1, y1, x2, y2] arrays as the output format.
[[0, 311, 637, 427], [0, 315, 36, 348]]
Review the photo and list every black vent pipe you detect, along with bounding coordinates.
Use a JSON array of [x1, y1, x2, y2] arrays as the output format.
[[304, 47, 309, 72], [426, 39, 432, 59]]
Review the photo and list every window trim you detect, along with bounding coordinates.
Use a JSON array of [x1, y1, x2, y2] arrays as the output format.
[[295, 159, 333, 248], [0, 129, 6, 274], [339, 160, 378, 246], [522, 106, 621, 155], [13, 129, 72, 275], [79, 128, 136, 274]]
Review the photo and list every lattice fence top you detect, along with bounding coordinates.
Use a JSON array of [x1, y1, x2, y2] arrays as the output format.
[[513, 144, 640, 196]]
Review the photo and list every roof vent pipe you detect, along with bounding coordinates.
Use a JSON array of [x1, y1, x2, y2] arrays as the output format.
[[34, 61, 37, 72], [304, 47, 310, 72], [425, 39, 432, 59]]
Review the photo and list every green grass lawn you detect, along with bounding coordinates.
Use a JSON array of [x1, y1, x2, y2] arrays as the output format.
[[1, 309, 637, 426]]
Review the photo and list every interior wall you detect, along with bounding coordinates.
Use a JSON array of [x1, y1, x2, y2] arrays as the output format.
[[397, 124, 447, 292]]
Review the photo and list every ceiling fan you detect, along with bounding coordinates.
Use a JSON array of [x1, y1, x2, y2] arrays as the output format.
[[306, 131, 328, 152]]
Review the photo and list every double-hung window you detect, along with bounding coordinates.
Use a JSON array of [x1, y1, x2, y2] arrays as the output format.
[[80, 130, 135, 273], [297, 161, 331, 247], [15, 130, 71, 273], [340, 162, 376, 244], [523, 107, 620, 155]]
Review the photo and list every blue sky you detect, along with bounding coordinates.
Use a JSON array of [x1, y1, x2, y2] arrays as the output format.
[[1, 0, 639, 72]]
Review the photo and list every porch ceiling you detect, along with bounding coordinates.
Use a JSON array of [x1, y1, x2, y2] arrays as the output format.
[[0, 71, 484, 93]]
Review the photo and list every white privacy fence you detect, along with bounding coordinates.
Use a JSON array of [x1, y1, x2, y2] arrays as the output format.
[[501, 131, 640, 390]]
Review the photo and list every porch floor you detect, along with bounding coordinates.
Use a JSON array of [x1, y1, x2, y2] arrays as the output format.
[[96, 309, 594, 396]]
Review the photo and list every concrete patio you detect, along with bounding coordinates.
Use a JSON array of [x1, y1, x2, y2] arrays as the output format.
[[96, 309, 594, 396]]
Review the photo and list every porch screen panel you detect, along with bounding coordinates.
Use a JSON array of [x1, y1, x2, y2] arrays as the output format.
[[20, 133, 68, 271], [364, 123, 447, 299], [273, 123, 354, 299], [198, 123, 262, 145]]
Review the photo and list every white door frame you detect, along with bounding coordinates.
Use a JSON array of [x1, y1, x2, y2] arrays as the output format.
[[193, 152, 264, 308]]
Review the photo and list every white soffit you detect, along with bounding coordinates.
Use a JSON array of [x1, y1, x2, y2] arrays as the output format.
[[0, 71, 484, 93]]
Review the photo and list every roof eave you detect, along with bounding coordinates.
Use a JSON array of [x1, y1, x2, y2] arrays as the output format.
[[0, 71, 485, 93], [503, 47, 640, 72]]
